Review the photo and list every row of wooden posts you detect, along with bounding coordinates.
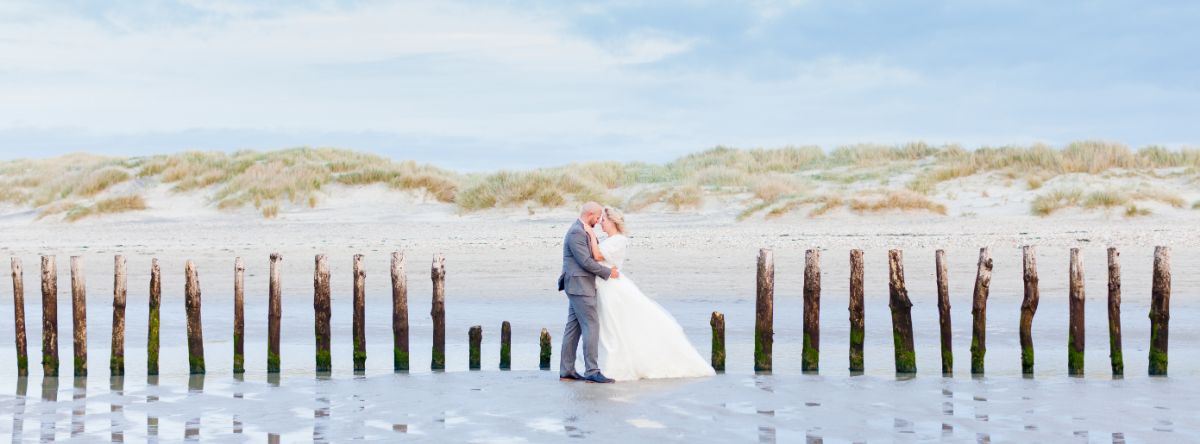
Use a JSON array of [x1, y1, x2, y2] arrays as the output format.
[[749, 246, 1172, 376], [7, 245, 1173, 378], [9, 253, 542, 378]]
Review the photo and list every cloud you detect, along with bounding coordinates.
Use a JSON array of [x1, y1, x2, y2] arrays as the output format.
[[0, 0, 1196, 164]]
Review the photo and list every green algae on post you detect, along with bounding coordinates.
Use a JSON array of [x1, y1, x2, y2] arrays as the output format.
[[11, 257, 28, 377], [1106, 247, 1123, 376], [500, 321, 512, 370]]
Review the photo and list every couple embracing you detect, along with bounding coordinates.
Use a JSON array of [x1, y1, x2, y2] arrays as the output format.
[[556, 202, 714, 383]]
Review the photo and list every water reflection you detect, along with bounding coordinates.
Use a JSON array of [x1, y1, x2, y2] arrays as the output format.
[[146, 375, 159, 441], [110, 376, 125, 443], [232, 373, 244, 435], [186, 374, 204, 441], [314, 372, 331, 443], [12, 377, 28, 442], [71, 377, 85, 437]]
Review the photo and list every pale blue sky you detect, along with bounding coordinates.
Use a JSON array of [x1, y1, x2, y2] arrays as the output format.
[[1, 1, 1197, 169]]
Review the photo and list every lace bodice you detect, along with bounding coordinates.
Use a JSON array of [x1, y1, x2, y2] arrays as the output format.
[[598, 235, 628, 269]]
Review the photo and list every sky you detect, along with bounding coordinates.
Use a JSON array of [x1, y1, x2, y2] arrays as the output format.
[[1, 0, 1197, 170]]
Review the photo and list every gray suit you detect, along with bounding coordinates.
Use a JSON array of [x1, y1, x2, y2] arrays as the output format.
[[557, 219, 613, 377]]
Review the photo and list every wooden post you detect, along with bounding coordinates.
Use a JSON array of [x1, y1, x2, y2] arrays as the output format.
[[391, 251, 409, 372], [888, 250, 915, 373], [499, 321, 512, 370], [1067, 248, 1085, 376], [539, 328, 552, 370], [1019, 246, 1039, 375], [468, 325, 482, 370], [147, 259, 160, 376], [41, 256, 59, 377], [431, 254, 446, 371], [970, 247, 992, 375], [802, 249, 820, 373], [935, 249, 952, 375], [849, 249, 864, 373], [70, 256, 86, 377], [233, 257, 245, 374], [353, 254, 366, 372], [314, 254, 332, 372], [11, 258, 28, 377], [268, 253, 282, 373], [1149, 246, 1170, 376], [1107, 247, 1122, 376], [710, 312, 725, 372], [754, 248, 774, 372], [184, 260, 205, 374], [111, 255, 127, 377]]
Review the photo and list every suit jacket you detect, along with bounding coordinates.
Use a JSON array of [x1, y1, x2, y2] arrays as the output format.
[[557, 219, 612, 296]]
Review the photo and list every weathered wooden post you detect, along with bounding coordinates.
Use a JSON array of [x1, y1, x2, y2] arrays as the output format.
[[935, 249, 952, 375], [11, 258, 28, 377], [755, 248, 774, 372], [268, 253, 282, 373], [802, 249, 821, 373], [233, 257, 245, 374], [147, 259, 160, 376], [539, 328, 552, 370], [849, 249, 864, 373], [353, 254, 367, 372], [314, 254, 332, 372], [500, 321, 512, 370], [710, 311, 725, 372], [887, 250, 916, 373], [1067, 248, 1085, 376], [71, 256, 87, 377], [469, 325, 482, 370], [1149, 246, 1170, 376], [431, 254, 446, 371], [111, 255, 127, 377], [391, 252, 409, 372], [970, 247, 992, 375], [184, 260, 205, 374], [1107, 247, 1123, 376], [41, 256, 59, 377], [1020, 246, 1039, 375]]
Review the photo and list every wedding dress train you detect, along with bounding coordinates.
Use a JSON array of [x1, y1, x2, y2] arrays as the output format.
[[594, 234, 715, 381]]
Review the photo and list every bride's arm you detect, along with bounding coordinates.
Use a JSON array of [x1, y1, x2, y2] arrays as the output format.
[[586, 230, 606, 262]]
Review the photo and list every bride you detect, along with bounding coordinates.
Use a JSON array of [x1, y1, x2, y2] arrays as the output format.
[[581, 207, 715, 381]]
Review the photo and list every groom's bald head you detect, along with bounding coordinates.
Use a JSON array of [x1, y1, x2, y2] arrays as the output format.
[[580, 202, 603, 225]]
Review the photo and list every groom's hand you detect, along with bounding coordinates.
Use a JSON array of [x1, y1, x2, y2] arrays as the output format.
[[610, 267, 620, 278]]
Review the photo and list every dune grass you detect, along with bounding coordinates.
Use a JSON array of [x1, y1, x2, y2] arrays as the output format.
[[2, 141, 1198, 221]]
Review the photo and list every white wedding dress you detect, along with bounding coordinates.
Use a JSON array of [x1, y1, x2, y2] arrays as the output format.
[[595, 234, 716, 381]]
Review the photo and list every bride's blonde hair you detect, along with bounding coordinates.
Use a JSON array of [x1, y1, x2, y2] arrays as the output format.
[[603, 207, 627, 234]]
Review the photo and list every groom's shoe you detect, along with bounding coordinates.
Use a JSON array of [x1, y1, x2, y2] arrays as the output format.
[[559, 371, 584, 381], [584, 372, 615, 384]]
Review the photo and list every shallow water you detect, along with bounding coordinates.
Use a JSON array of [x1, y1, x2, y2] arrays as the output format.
[[1, 372, 1196, 442], [1, 246, 1199, 441]]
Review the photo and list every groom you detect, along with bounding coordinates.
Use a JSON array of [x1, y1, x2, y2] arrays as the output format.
[[557, 202, 618, 383]]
